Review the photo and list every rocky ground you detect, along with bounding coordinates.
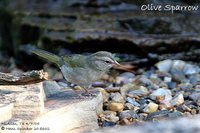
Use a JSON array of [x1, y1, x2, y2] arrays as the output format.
[[1, 57, 199, 133], [95, 59, 200, 127]]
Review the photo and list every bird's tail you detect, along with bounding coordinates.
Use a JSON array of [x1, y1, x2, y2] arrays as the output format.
[[33, 49, 60, 66]]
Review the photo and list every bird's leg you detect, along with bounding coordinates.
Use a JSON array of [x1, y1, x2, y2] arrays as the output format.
[[81, 85, 96, 97]]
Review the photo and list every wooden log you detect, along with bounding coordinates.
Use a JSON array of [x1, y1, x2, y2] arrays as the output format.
[[0, 70, 48, 85]]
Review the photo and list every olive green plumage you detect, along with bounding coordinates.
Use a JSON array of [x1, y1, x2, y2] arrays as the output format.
[[33, 49, 119, 89]]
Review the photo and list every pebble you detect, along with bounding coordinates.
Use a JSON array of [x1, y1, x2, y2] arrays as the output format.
[[146, 110, 171, 121], [189, 92, 200, 102], [120, 83, 135, 97], [143, 102, 158, 113], [110, 92, 124, 103], [168, 111, 182, 118], [124, 103, 140, 111], [183, 64, 200, 75], [101, 121, 116, 127], [119, 118, 131, 125], [155, 59, 173, 72], [116, 72, 135, 84], [97, 88, 110, 102], [164, 77, 172, 83], [43, 80, 61, 97], [176, 104, 191, 112], [171, 60, 186, 71], [136, 76, 154, 87], [103, 110, 117, 116], [150, 88, 172, 102], [119, 110, 132, 120], [170, 94, 184, 106], [128, 86, 149, 97], [106, 113, 119, 123], [167, 82, 177, 89], [107, 102, 124, 112], [126, 97, 140, 107]]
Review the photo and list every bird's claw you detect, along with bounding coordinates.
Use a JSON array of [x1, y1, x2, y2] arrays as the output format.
[[81, 91, 97, 97]]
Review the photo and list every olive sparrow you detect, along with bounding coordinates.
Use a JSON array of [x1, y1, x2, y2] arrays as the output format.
[[33, 49, 120, 95]]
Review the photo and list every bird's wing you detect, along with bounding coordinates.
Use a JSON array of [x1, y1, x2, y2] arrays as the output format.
[[62, 54, 88, 68]]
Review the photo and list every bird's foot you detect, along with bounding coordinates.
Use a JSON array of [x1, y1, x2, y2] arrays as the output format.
[[81, 89, 97, 97]]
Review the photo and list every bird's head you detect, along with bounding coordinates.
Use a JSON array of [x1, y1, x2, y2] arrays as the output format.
[[89, 51, 120, 71]]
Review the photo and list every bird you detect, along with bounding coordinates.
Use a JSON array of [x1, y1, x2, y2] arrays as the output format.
[[33, 49, 120, 96]]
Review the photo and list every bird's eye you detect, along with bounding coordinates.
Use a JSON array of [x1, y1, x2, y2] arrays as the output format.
[[105, 60, 111, 63]]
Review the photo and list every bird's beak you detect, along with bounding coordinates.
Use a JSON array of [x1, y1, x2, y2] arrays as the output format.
[[113, 60, 120, 66]]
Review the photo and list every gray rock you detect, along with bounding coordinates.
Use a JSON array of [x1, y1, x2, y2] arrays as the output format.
[[126, 97, 140, 107], [36, 90, 103, 133], [170, 94, 184, 106], [146, 110, 171, 121], [128, 86, 149, 97], [43, 80, 62, 98], [183, 64, 200, 75], [124, 103, 140, 111], [164, 77, 172, 83], [171, 60, 186, 71], [103, 112, 119, 123], [110, 92, 124, 103], [120, 83, 135, 97], [189, 92, 200, 102], [116, 72, 135, 84], [155, 60, 173, 73], [119, 110, 132, 120], [150, 88, 172, 101], [143, 103, 158, 113]]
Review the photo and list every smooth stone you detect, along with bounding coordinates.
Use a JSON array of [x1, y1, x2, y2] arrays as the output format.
[[119, 118, 131, 125], [105, 113, 119, 123], [119, 110, 132, 120], [107, 102, 124, 112], [158, 103, 168, 110], [43, 80, 62, 98], [101, 121, 116, 127], [176, 104, 191, 112], [126, 97, 140, 107], [170, 94, 184, 106], [189, 92, 200, 102], [116, 72, 135, 84], [164, 77, 172, 82], [103, 110, 117, 116], [171, 60, 186, 71], [92, 82, 107, 88], [167, 82, 177, 89], [191, 109, 197, 115], [150, 88, 172, 101], [178, 83, 193, 90], [128, 86, 149, 96], [96, 88, 110, 102], [143, 103, 158, 113], [155, 59, 173, 72], [188, 74, 199, 85], [170, 69, 186, 82], [110, 92, 124, 103], [124, 103, 140, 112], [137, 76, 154, 86], [183, 64, 200, 75], [168, 111, 183, 118], [120, 83, 135, 97], [146, 110, 171, 121]]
